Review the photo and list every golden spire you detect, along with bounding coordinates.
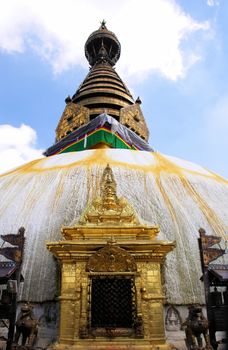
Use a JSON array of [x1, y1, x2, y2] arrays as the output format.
[[79, 164, 139, 226], [55, 23, 149, 142]]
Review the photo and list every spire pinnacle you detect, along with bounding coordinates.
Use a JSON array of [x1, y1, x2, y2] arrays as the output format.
[[100, 19, 106, 29], [85, 22, 121, 67]]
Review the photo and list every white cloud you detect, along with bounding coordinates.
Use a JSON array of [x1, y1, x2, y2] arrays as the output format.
[[0, 124, 43, 174], [0, 0, 210, 81], [207, 0, 219, 7]]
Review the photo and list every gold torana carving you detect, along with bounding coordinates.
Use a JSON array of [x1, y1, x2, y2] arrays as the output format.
[[86, 238, 137, 272], [79, 164, 140, 226], [120, 103, 149, 141], [56, 102, 89, 141]]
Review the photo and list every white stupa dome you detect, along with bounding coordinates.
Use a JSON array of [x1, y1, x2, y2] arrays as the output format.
[[0, 149, 227, 304]]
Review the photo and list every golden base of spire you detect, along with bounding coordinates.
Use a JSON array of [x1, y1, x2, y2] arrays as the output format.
[[56, 102, 89, 141]]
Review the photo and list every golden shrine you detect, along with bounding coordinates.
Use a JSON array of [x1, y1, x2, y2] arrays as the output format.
[[47, 164, 175, 349]]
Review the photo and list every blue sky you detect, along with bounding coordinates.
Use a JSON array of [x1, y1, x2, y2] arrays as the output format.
[[0, 0, 227, 178]]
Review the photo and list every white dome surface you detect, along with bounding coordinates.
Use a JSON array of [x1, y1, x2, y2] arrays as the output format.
[[0, 149, 227, 304]]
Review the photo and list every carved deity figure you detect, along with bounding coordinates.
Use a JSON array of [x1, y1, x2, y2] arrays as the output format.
[[165, 306, 181, 331]]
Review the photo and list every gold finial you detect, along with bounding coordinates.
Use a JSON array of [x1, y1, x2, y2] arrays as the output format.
[[100, 19, 106, 29]]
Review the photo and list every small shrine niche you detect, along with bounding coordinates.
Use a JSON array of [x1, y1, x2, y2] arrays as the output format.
[[165, 306, 182, 331], [47, 164, 175, 349]]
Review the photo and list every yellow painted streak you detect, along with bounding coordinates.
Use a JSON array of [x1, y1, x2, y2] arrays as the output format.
[[153, 153, 228, 184], [2, 151, 226, 240], [204, 168, 228, 183], [180, 177, 227, 240], [52, 170, 69, 210], [85, 151, 228, 184], [155, 173, 196, 299], [155, 175, 178, 223], [0, 158, 42, 177], [155, 153, 227, 240], [0, 150, 227, 185], [86, 166, 92, 204]]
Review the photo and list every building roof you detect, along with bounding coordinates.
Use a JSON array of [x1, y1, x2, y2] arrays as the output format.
[[209, 264, 228, 284], [0, 261, 23, 284]]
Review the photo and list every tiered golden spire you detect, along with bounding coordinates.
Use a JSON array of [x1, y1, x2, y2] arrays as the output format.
[[55, 23, 149, 142]]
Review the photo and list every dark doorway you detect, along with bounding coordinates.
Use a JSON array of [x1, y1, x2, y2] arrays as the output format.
[[91, 276, 134, 328]]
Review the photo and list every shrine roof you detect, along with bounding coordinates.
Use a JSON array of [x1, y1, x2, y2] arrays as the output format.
[[0, 261, 17, 283], [209, 264, 228, 282]]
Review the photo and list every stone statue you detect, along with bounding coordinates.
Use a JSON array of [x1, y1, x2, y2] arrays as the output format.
[[182, 304, 211, 350], [14, 303, 38, 347]]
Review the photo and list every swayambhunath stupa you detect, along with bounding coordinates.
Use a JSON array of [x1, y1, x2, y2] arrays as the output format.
[[0, 21, 228, 350]]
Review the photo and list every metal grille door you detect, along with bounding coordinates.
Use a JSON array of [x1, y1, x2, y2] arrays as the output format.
[[91, 276, 134, 328]]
